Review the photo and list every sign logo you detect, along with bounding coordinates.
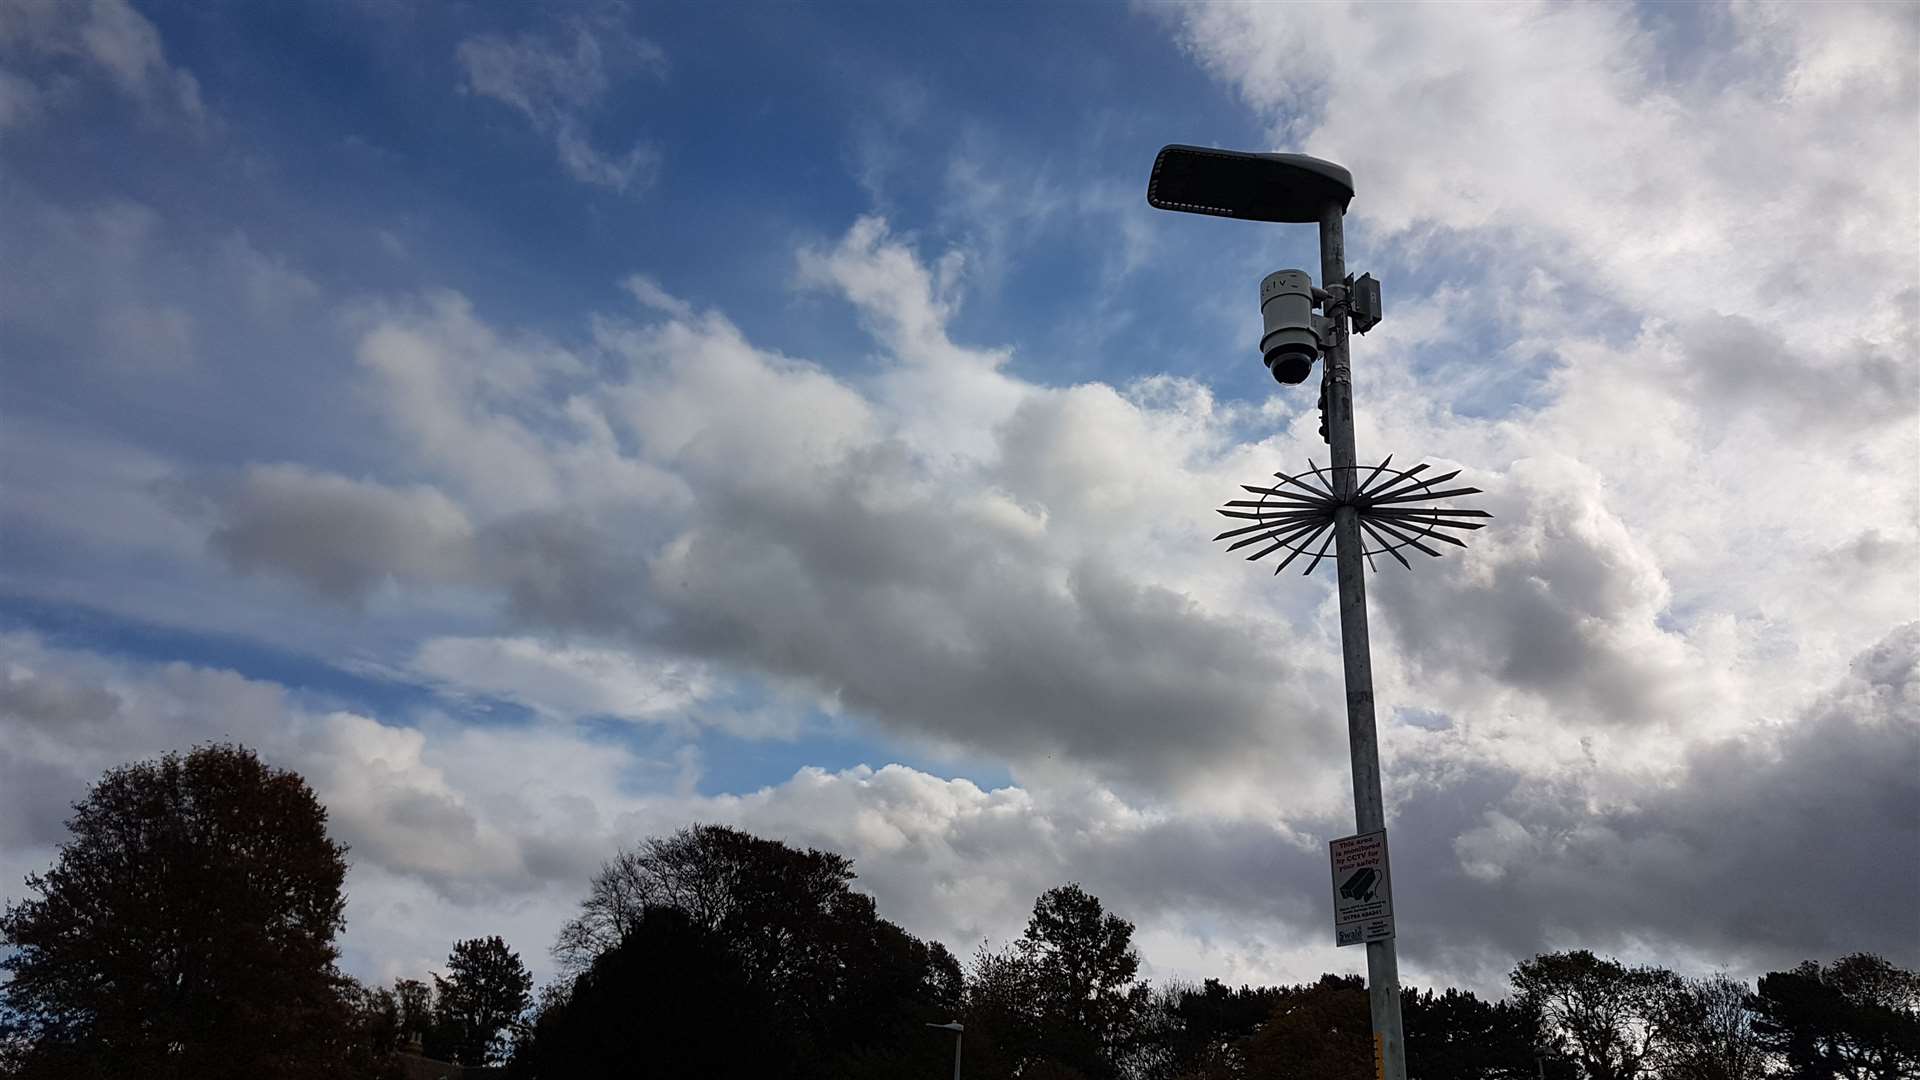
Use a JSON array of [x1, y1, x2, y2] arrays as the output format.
[[1330, 829, 1395, 946]]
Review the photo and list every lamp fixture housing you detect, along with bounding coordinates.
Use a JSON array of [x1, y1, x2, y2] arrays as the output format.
[[1148, 145, 1354, 223]]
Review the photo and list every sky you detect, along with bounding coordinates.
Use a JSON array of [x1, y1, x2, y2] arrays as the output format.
[[1, 0, 1916, 997]]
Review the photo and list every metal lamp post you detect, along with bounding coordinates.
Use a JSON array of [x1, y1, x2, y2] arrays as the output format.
[[926, 1021, 963, 1080], [1147, 144, 1489, 1080]]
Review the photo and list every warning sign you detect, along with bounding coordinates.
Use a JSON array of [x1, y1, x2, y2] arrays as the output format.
[[1330, 829, 1395, 947]]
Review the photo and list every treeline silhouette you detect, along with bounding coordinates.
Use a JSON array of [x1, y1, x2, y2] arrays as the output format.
[[2, 745, 1915, 1079]]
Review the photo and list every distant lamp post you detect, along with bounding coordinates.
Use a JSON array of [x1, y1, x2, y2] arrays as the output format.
[[925, 1022, 963, 1080], [1148, 143, 1488, 1080]]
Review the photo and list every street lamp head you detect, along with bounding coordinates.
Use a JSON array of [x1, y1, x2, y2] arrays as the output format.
[[1147, 145, 1353, 223]]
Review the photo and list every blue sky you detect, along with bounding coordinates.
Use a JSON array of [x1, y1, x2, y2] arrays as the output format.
[[6, 0, 1299, 796], [2, 0, 1916, 993]]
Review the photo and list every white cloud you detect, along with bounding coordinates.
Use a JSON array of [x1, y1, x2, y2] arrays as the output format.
[[456, 22, 662, 193], [796, 215, 1027, 461], [207, 465, 477, 599], [350, 289, 682, 518], [1157, 0, 1916, 753], [3, 622, 1914, 993], [1167, 2, 1917, 351], [621, 273, 693, 319], [409, 635, 713, 725], [181, 182, 1910, 816]]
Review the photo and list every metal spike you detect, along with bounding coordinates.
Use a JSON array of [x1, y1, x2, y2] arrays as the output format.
[[1358, 519, 1414, 570], [1364, 470, 1460, 505], [1218, 507, 1328, 522], [1239, 486, 1328, 505], [1216, 512, 1330, 542], [1360, 462, 1430, 500], [1252, 519, 1331, 564], [1300, 528, 1339, 575], [1366, 507, 1491, 518], [1273, 522, 1334, 574], [1365, 511, 1487, 530], [1364, 516, 1448, 557], [1268, 471, 1337, 501], [1225, 499, 1325, 511], [1230, 517, 1328, 552], [1367, 486, 1482, 506], [1355, 454, 1395, 496]]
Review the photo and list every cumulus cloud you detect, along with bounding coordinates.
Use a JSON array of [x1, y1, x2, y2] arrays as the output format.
[[194, 220, 1353, 804], [409, 635, 714, 725], [0, 633, 651, 977], [456, 21, 662, 193], [16, 179, 1913, 983], [1165, 2, 1918, 411], [187, 167, 1910, 814], [5, 627, 1910, 993], [208, 465, 476, 599], [1368, 454, 1715, 733], [1392, 621, 1920, 982], [1158, 0, 1916, 759]]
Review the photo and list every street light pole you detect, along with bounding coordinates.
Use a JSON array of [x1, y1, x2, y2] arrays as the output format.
[[1148, 145, 1479, 1080], [1317, 202, 1408, 1080]]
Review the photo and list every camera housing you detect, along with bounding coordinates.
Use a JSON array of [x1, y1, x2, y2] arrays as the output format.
[[1259, 269, 1322, 384]]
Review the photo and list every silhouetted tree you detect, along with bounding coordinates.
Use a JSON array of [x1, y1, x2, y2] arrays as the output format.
[[1027, 883, 1151, 1077], [957, 884, 1147, 1080], [0, 745, 356, 1080], [553, 823, 859, 975], [1750, 954, 1920, 1080], [1654, 974, 1769, 1080], [1245, 974, 1375, 1080], [813, 909, 965, 1070], [429, 936, 533, 1066], [1121, 983, 1184, 1080], [390, 977, 433, 1045], [961, 940, 1043, 1079], [1403, 986, 1541, 1080], [554, 824, 858, 975], [1141, 978, 1286, 1079], [518, 980, 571, 1048], [535, 825, 961, 1079], [340, 978, 406, 1080], [511, 905, 780, 1079], [1511, 951, 1682, 1080]]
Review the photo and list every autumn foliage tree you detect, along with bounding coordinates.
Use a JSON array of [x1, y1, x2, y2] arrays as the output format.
[[0, 744, 356, 1080]]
